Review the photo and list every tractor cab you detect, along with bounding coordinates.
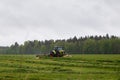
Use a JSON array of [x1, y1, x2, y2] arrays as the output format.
[[54, 46, 63, 51]]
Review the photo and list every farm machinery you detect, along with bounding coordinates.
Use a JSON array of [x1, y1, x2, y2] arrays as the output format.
[[49, 46, 66, 57], [36, 46, 71, 58], [36, 46, 68, 59]]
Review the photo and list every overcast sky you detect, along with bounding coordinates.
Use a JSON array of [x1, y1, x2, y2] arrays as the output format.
[[0, 0, 120, 46]]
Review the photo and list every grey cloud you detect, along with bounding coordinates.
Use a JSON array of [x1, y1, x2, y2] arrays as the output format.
[[0, 0, 120, 46]]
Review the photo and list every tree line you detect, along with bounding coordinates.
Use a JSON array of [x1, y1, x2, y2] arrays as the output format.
[[0, 34, 120, 54]]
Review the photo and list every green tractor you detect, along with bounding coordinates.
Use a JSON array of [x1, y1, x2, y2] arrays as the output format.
[[50, 46, 65, 57]]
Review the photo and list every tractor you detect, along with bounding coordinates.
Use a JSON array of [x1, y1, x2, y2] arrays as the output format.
[[36, 46, 71, 59], [49, 46, 65, 57]]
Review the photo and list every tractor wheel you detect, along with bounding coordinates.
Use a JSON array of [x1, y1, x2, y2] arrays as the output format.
[[50, 51, 56, 57]]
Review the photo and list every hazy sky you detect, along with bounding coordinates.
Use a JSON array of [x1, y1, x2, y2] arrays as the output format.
[[0, 0, 120, 46]]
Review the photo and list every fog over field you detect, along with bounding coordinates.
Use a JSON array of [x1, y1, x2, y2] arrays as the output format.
[[0, 0, 120, 46]]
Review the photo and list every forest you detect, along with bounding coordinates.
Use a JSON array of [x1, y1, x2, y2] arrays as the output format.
[[0, 34, 120, 54]]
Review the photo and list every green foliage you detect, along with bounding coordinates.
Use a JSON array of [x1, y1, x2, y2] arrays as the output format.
[[0, 54, 120, 80], [1, 34, 120, 54]]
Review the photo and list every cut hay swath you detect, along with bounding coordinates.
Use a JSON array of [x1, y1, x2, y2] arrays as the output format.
[[36, 53, 72, 59]]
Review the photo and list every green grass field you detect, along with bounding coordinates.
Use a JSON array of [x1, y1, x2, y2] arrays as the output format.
[[0, 54, 120, 80]]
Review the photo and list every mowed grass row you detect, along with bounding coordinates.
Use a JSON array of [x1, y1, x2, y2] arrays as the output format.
[[0, 54, 120, 80]]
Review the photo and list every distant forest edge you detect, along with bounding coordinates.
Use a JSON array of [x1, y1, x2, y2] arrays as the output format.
[[0, 34, 120, 54]]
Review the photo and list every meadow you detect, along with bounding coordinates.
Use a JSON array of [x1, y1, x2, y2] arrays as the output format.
[[0, 54, 120, 80]]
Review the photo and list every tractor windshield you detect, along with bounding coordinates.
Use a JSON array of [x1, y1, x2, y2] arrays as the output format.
[[54, 47, 63, 51], [57, 47, 63, 50]]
